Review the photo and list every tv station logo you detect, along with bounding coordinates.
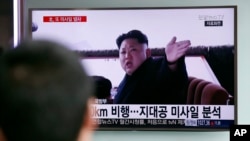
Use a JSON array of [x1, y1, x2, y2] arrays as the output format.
[[230, 125, 250, 141], [198, 15, 223, 27]]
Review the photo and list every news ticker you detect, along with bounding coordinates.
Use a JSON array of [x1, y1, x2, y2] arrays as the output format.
[[94, 119, 234, 128], [230, 125, 250, 141], [90, 104, 234, 120]]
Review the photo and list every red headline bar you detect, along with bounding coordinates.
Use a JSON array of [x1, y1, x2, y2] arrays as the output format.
[[43, 16, 87, 22]]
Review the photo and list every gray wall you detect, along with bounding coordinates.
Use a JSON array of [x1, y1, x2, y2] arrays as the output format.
[[23, 0, 250, 141]]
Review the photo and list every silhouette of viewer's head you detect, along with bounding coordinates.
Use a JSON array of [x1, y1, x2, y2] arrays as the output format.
[[0, 39, 96, 141]]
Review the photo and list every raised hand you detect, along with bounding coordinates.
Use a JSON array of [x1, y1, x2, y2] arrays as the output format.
[[165, 36, 191, 63]]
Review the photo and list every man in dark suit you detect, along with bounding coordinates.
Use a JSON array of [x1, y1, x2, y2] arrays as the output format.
[[114, 30, 191, 104]]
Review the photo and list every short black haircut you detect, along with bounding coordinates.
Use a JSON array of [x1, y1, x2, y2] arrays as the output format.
[[0, 39, 94, 141], [91, 75, 112, 99], [116, 30, 148, 49]]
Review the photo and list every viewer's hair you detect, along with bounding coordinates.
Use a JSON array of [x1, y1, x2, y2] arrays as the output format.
[[0, 39, 94, 141], [116, 30, 148, 49]]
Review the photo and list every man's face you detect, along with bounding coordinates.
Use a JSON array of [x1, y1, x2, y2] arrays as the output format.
[[119, 38, 150, 75]]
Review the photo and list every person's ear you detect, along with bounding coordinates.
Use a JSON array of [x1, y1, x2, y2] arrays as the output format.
[[77, 97, 97, 141], [146, 48, 151, 58], [84, 97, 98, 130], [0, 128, 7, 141]]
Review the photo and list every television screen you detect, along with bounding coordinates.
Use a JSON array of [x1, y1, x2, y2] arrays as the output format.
[[29, 6, 236, 130]]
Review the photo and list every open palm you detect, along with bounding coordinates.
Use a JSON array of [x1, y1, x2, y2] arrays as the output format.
[[165, 36, 191, 63]]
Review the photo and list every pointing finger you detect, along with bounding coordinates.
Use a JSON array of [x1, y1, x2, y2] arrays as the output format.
[[168, 36, 177, 45]]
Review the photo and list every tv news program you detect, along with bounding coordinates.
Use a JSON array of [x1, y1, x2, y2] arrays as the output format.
[[29, 6, 236, 131]]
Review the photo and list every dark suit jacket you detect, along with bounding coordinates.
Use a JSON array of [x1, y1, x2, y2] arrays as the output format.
[[114, 56, 188, 104]]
